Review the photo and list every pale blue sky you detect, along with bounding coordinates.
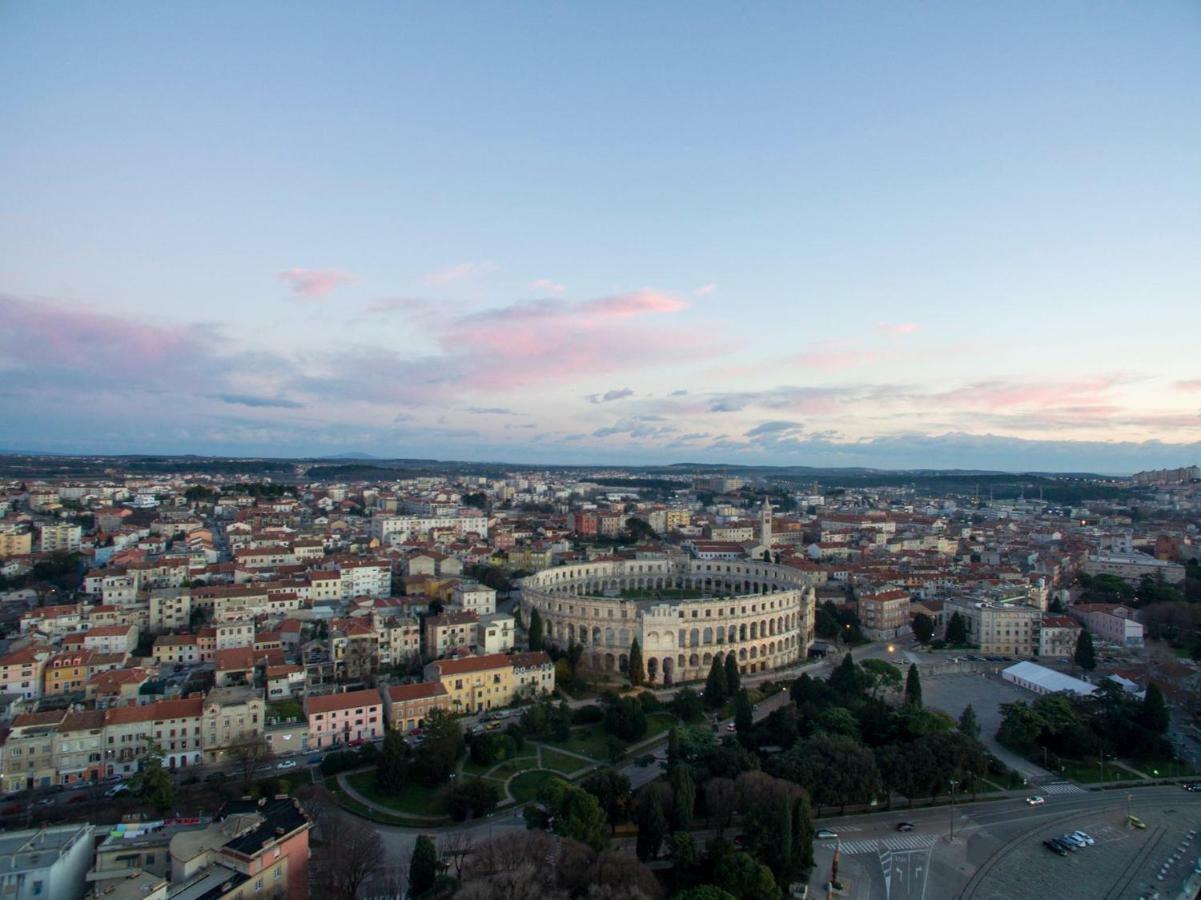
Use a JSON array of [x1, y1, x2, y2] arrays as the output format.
[[1, 2, 1199, 470]]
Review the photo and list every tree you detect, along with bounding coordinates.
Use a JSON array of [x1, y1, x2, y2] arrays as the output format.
[[904, 664, 923, 708], [668, 727, 682, 768], [912, 613, 934, 645], [791, 792, 815, 877], [671, 687, 705, 723], [669, 762, 695, 832], [715, 852, 781, 900], [447, 778, 502, 821], [377, 728, 408, 794], [958, 704, 980, 740], [1074, 629, 1096, 672], [860, 659, 902, 696], [742, 792, 795, 882], [626, 516, 658, 542], [528, 608, 544, 651], [1138, 682, 1170, 734], [580, 767, 632, 833], [946, 612, 968, 646], [828, 652, 862, 696], [539, 779, 610, 851], [410, 834, 439, 898], [704, 777, 737, 834], [734, 690, 754, 737], [129, 740, 174, 811], [724, 653, 741, 697], [636, 791, 668, 860], [629, 639, 645, 686], [413, 709, 464, 785], [705, 655, 728, 708], [604, 696, 648, 742], [322, 811, 385, 900], [227, 731, 275, 793]]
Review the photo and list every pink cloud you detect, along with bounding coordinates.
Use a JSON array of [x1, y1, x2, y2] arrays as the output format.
[[278, 268, 353, 298], [931, 377, 1119, 411], [423, 261, 496, 286], [696, 283, 717, 296], [435, 290, 708, 389], [790, 343, 880, 371], [529, 278, 566, 294], [876, 322, 920, 335], [1174, 379, 1201, 392]]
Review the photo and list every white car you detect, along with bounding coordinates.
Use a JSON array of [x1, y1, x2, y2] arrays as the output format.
[[276, 759, 298, 770], [1060, 833, 1086, 848], [815, 829, 838, 840], [1025, 795, 1045, 806], [1070, 830, 1095, 846]]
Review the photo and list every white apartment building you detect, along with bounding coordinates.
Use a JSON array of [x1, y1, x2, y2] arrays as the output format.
[[452, 581, 497, 616], [38, 523, 82, 553], [944, 596, 1042, 657], [0, 824, 95, 900], [371, 513, 488, 544]]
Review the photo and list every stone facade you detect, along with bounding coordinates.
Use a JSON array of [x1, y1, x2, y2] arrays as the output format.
[[520, 557, 816, 684]]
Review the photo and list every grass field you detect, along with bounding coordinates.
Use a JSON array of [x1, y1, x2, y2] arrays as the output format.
[[620, 588, 711, 601], [345, 770, 448, 817], [554, 724, 613, 760], [541, 749, 592, 774], [509, 770, 565, 803], [463, 754, 538, 778]]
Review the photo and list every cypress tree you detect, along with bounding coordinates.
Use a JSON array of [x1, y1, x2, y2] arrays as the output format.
[[528, 608, 544, 651], [958, 704, 980, 740], [904, 664, 923, 708], [1074, 630, 1096, 671], [724, 652, 741, 697], [629, 639, 645, 687], [409, 834, 438, 897], [734, 689, 753, 735], [669, 762, 695, 832], [705, 655, 728, 708], [1139, 682, 1169, 733], [946, 611, 968, 645], [636, 791, 667, 860], [667, 727, 681, 768]]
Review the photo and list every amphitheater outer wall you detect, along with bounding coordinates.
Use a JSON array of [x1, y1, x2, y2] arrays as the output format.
[[520, 557, 817, 685]]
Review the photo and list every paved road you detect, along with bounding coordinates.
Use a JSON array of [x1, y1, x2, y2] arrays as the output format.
[[807, 785, 1201, 900]]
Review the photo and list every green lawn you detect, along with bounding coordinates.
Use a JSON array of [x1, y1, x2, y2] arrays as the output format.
[[345, 770, 447, 817], [541, 749, 592, 774], [509, 770, 565, 803], [462, 754, 538, 778], [644, 712, 676, 740], [266, 698, 304, 724], [553, 724, 612, 760], [1127, 758, 1196, 778]]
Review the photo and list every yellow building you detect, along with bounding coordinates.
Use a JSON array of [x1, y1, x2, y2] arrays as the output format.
[[43, 649, 95, 695], [0, 527, 32, 558], [424, 653, 516, 714]]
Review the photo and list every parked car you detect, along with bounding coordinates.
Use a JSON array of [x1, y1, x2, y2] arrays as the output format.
[[1043, 839, 1067, 857], [815, 829, 838, 840], [276, 759, 298, 770], [896, 822, 915, 832], [1070, 830, 1095, 846], [67, 794, 89, 804], [726, 723, 737, 732], [1060, 833, 1086, 848], [1025, 795, 1045, 806], [105, 783, 128, 797], [1050, 837, 1076, 853], [1128, 815, 1147, 829]]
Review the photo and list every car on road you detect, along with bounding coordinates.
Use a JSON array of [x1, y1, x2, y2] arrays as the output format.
[[67, 793, 89, 804], [1025, 795, 1045, 806], [896, 822, 915, 832], [726, 723, 737, 732], [815, 829, 838, 840], [1128, 815, 1147, 829], [486, 721, 502, 731], [1060, 833, 1086, 848], [1182, 782, 1201, 792], [105, 783, 128, 797], [276, 759, 298, 770], [1050, 837, 1076, 853], [1043, 839, 1067, 857], [1070, 830, 1095, 846]]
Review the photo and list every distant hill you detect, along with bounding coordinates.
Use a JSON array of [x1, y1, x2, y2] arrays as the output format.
[[320, 452, 379, 460]]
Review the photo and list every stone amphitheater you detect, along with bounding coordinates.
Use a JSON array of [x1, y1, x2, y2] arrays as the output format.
[[519, 556, 817, 685]]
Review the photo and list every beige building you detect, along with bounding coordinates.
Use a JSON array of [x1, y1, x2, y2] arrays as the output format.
[[857, 590, 911, 640], [425, 653, 517, 714], [944, 597, 1042, 657], [0, 526, 33, 558], [424, 610, 479, 657], [1037, 615, 1082, 658], [0, 645, 50, 699], [381, 681, 451, 732], [202, 687, 265, 764], [38, 522, 82, 553], [149, 588, 193, 632]]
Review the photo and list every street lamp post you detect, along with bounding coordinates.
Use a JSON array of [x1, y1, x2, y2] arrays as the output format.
[[949, 779, 959, 842]]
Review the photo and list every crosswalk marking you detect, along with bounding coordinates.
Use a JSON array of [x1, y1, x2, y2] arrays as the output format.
[[1040, 782, 1087, 795], [834, 839, 880, 855], [882, 834, 936, 851]]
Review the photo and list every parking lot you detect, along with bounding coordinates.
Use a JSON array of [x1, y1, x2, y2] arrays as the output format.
[[919, 670, 1050, 779]]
